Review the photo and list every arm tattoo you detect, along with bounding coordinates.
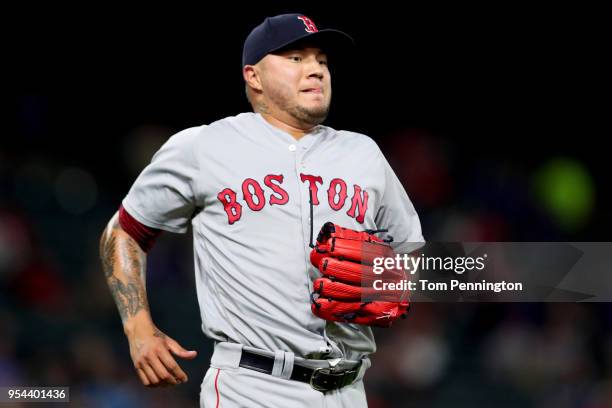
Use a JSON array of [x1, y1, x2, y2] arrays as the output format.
[[107, 275, 148, 321], [101, 232, 117, 278], [100, 215, 149, 322]]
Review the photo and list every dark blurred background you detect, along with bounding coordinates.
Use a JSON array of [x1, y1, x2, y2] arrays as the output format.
[[2, 3, 610, 407]]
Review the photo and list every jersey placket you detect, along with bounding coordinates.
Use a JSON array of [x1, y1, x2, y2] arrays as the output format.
[[293, 133, 317, 272], [255, 116, 343, 356], [294, 132, 344, 359]]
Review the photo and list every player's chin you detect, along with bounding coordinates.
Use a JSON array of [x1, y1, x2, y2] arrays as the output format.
[[297, 105, 329, 125], [300, 99, 330, 115]]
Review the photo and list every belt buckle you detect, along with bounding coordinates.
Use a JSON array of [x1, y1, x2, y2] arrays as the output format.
[[310, 367, 355, 392], [310, 367, 336, 392]]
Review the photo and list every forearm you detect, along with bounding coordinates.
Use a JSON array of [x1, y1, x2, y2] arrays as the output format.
[[100, 212, 153, 334]]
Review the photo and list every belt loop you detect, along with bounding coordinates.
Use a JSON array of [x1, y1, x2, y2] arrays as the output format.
[[211, 342, 243, 369], [280, 351, 294, 379], [355, 357, 371, 382], [271, 350, 285, 377]]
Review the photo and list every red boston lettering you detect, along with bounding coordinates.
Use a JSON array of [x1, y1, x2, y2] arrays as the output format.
[[217, 188, 242, 224], [300, 174, 323, 205], [327, 178, 348, 211], [347, 184, 369, 223], [264, 174, 289, 205], [242, 178, 266, 211], [218, 174, 370, 225]]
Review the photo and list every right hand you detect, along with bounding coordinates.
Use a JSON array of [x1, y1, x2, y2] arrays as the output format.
[[126, 323, 198, 387]]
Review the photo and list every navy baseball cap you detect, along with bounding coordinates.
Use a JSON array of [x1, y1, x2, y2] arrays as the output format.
[[242, 13, 354, 67]]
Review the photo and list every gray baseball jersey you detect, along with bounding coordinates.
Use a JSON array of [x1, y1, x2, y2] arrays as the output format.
[[122, 112, 423, 362]]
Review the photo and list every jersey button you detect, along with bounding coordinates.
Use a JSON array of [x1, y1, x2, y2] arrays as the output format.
[[288, 144, 297, 152]]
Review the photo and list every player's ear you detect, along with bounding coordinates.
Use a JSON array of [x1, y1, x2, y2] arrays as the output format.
[[243, 65, 263, 92]]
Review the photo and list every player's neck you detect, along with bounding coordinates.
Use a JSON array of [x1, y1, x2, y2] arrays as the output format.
[[259, 112, 315, 141]]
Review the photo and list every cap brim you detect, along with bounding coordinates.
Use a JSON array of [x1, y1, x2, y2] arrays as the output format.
[[269, 29, 355, 60]]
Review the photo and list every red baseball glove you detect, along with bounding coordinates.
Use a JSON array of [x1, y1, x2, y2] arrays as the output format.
[[309, 222, 410, 328]]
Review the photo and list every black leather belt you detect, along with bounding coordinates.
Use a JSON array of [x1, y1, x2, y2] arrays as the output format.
[[239, 350, 360, 392]]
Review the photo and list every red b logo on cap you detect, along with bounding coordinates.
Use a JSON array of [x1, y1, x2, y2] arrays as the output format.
[[297, 16, 318, 33]]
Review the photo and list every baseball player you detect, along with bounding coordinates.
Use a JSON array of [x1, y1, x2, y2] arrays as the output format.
[[99, 13, 423, 407]]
